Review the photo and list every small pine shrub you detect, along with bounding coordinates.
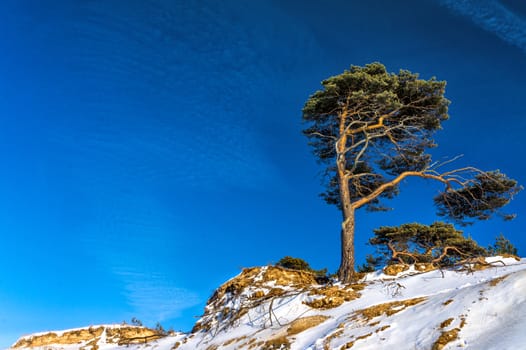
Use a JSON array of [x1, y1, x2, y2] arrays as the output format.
[[276, 256, 311, 271], [155, 322, 167, 335], [357, 255, 381, 273], [275, 256, 329, 281], [131, 317, 143, 327], [488, 233, 518, 256]]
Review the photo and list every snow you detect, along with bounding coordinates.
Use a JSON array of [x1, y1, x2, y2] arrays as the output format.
[[9, 257, 526, 350]]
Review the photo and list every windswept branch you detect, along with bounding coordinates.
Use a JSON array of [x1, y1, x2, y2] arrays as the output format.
[[350, 164, 520, 227], [350, 169, 449, 210]]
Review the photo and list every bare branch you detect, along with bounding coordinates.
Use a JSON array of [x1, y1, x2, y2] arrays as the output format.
[[306, 131, 337, 140]]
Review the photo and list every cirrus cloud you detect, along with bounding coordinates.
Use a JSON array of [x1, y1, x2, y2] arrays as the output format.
[[115, 269, 200, 324], [436, 0, 526, 53]]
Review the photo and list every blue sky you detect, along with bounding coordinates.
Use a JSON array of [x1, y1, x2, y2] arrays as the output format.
[[1, 0, 525, 347]]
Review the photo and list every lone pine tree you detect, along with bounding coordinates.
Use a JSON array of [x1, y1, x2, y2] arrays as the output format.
[[302, 62, 521, 283]]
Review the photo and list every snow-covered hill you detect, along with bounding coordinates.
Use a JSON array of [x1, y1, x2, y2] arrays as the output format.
[[9, 256, 526, 350]]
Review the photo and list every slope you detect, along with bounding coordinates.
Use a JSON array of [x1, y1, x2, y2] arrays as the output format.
[[9, 256, 526, 350]]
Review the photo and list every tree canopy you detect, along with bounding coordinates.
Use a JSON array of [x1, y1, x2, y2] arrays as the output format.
[[302, 62, 522, 282], [303, 63, 450, 212]]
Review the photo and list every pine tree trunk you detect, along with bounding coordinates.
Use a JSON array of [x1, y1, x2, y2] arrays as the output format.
[[336, 111, 356, 283], [336, 156, 356, 282], [338, 207, 356, 283]]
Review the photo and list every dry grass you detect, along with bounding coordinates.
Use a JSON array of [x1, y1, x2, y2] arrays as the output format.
[[415, 263, 436, 272], [262, 335, 291, 350], [461, 257, 496, 271], [442, 299, 453, 306], [80, 338, 99, 350], [348, 283, 366, 291], [432, 328, 460, 350], [263, 266, 317, 286], [439, 318, 454, 329], [321, 318, 391, 349], [339, 333, 373, 349], [353, 272, 369, 280], [244, 337, 257, 346], [222, 335, 247, 347], [341, 340, 355, 349], [355, 297, 427, 320], [248, 340, 265, 349], [12, 333, 59, 348], [287, 315, 330, 335], [489, 274, 509, 287], [196, 266, 318, 333], [383, 264, 409, 276], [323, 329, 344, 350], [470, 263, 491, 271], [267, 287, 286, 298], [251, 290, 265, 298], [106, 326, 164, 345], [10, 325, 165, 349], [305, 285, 362, 309], [209, 267, 261, 303], [376, 325, 390, 333], [305, 296, 345, 309], [356, 333, 373, 341], [191, 321, 208, 333], [500, 253, 521, 261], [12, 326, 162, 348], [250, 287, 285, 299], [12, 327, 105, 348]]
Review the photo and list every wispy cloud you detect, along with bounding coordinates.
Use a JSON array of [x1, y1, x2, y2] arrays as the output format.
[[115, 269, 200, 324], [436, 0, 526, 53], [78, 188, 201, 327], [44, 0, 315, 193]]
